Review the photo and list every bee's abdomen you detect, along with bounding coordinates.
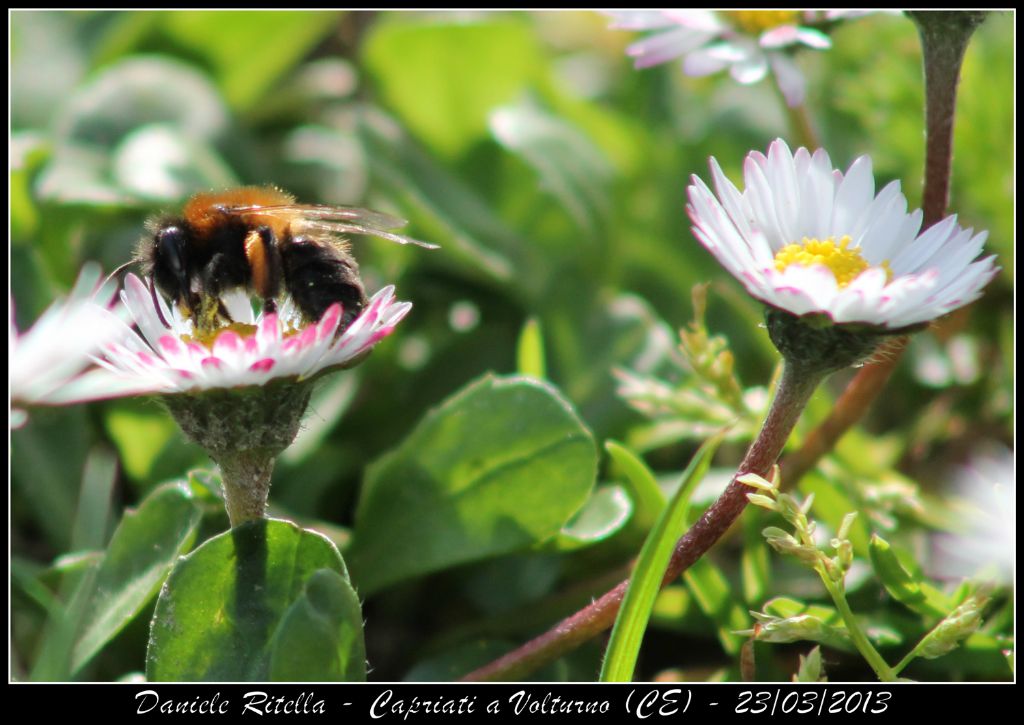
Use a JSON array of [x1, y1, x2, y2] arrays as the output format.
[[280, 237, 367, 328]]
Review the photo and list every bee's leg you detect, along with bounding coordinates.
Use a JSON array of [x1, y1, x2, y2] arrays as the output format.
[[216, 299, 236, 324], [198, 251, 246, 332], [244, 226, 282, 317], [148, 276, 172, 328]]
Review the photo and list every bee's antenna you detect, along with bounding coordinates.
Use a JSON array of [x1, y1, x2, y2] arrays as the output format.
[[99, 260, 135, 308]]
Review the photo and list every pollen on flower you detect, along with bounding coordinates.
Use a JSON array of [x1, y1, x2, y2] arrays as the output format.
[[773, 236, 892, 288], [184, 322, 259, 348], [723, 10, 801, 34]]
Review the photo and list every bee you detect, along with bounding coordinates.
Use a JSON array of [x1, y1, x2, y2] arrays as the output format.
[[135, 186, 436, 333]]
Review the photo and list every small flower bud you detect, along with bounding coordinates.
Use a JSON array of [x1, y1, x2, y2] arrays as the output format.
[[747, 493, 779, 511], [916, 595, 988, 660]]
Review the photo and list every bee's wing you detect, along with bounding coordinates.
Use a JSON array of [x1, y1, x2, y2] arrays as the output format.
[[223, 203, 440, 249], [298, 220, 440, 249]]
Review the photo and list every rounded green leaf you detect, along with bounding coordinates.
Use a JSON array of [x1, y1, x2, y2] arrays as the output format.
[[268, 569, 366, 682], [348, 374, 597, 594], [363, 20, 543, 157], [556, 484, 633, 551], [72, 481, 201, 674], [147, 519, 347, 681]]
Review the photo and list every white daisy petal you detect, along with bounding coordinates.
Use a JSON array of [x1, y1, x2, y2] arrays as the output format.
[[604, 11, 680, 30], [728, 53, 769, 85], [791, 27, 832, 49], [607, 10, 837, 107], [11, 264, 165, 414], [687, 140, 999, 329], [832, 155, 875, 236], [682, 47, 731, 76], [88, 277, 412, 395], [627, 27, 710, 69]]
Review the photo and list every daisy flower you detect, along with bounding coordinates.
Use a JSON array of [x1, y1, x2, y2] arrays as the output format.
[[930, 445, 1015, 585], [606, 10, 844, 106], [687, 139, 998, 331], [9, 263, 139, 426], [93, 273, 411, 395], [84, 273, 411, 526]]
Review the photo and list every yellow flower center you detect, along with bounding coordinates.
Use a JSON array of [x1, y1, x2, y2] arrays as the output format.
[[773, 236, 892, 288], [722, 10, 802, 35], [184, 320, 308, 347], [184, 322, 259, 347]]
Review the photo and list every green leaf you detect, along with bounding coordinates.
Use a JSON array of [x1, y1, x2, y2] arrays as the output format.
[[600, 431, 724, 681], [741, 507, 771, 605], [26, 446, 118, 680], [551, 291, 675, 432], [868, 534, 951, 619], [147, 519, 348, 681], [161, 11, 341, 111], [556, 484, 632, 550], [603, 440, 666, 532], [11, 408, 91, 551], [794, 646, 827, 682], [355, 107, 518, 285], [268, 569, 366, 682], [71, 481, 202, 674], [490, 101, 612, 236], [683, 557, 750, 656], [104, 405, 178, 482], [348, 374, 597, 594], [516, 316, 546, 378], [363, 19, 542, 158], [70, 447, 118, 553]]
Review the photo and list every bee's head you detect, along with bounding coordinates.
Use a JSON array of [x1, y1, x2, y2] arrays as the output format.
[[150, 222, 195, 316]]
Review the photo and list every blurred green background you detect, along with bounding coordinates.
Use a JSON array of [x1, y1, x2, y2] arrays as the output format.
[[10, 11, 1013, 682]]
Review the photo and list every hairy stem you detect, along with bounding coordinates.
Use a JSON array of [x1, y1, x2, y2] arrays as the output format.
[[216, 450, 275, 527]]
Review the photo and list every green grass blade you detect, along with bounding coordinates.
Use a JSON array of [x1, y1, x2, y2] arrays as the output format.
[[600, 430, 726, 682], [516, 317, 546, 378], [604, 439, 666, 531]]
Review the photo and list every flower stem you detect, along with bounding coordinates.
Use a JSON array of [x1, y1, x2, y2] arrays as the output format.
[[784, 100, 821, 150], [461, 360, 825, 681], [216, 450, 275, 527], [909, 11, 987, 227], [778, 13, 985, 490], [821, 577, 898, 682]]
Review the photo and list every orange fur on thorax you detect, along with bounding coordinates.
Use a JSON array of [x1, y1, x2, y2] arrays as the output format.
[[183, 186, 295, 240]]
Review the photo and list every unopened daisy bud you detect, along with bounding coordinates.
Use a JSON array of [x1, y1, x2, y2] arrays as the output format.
[[915, 594, 988, 660]]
